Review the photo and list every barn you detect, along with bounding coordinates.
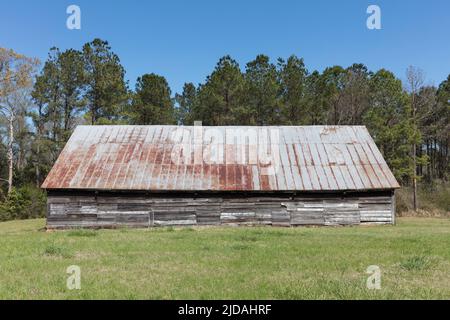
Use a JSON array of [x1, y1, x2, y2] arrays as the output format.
[[41, 125, 400, 229]]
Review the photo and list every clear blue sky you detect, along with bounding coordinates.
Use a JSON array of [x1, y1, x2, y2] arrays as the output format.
[[1, 0, 449, 93]]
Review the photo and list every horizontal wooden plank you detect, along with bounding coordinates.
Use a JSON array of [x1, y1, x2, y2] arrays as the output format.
[[46, 192, 395, 228]]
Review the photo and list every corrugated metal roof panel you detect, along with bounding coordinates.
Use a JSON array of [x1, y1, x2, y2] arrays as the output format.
[[41, 125, 400, 191]]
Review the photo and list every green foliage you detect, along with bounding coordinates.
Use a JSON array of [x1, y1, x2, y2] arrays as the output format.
[[363, 70, 416, 183], [0, 185, 46, 221], [318, 65, 346, 124], [43, 243, 73, 258], [32, 47, 85, 142], [128, 73, 175, 125], [0, 144, 7, 186], [82, 39, 129, 124], [67, 229, 98, 237], [194, 55, 245, 125], [278, 55, 308, 124], [243, 55, 281, 125], [175, 82, 197, 125], [341, 63, 372, 124], [400, 255, 432, 271], [303, 71, 328, 125]]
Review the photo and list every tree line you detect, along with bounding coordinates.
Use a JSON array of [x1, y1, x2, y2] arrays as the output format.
[[0, 38, 449, 219]]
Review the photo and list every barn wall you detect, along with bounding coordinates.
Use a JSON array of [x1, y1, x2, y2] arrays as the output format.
[[46, 191, 395, 229]]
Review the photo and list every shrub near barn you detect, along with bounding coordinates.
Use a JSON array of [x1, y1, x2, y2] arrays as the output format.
[[0, 186, 46, 221]]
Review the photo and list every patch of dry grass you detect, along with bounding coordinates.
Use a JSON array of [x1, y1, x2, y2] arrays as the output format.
[[396, 183, 450, 217]]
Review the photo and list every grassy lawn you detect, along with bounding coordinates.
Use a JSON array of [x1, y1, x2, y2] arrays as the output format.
[[0, 218, 449, 299]]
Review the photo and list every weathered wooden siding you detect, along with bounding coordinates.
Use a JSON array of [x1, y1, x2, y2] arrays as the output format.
[[46, 191, 395, 229]]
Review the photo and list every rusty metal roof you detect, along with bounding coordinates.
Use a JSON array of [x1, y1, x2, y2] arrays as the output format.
[[41, 125, 400, 192]]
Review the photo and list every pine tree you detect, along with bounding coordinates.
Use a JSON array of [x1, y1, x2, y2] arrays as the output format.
[[244, 55, 280, 125], [129, 73, 175, 125], [278, 55, 308, 124], [175, 82, 197, 125], [82, 39, 128, 124], [195, 56, 245, 125], [363, 69, 415, 183]]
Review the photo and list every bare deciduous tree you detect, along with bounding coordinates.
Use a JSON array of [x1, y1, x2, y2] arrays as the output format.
[[406, 66, 425, 211], [0, 48, 39, 194]]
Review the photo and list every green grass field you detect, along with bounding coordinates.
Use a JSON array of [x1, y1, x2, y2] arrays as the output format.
[[0, 218, 449, 299]]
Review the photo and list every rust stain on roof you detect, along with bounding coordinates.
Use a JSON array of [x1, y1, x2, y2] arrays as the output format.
[[41, 125, 400, 192]]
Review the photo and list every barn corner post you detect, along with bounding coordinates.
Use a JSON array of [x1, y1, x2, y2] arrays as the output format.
[[391, 189, 396, 225], [45, 190, 51, 230]]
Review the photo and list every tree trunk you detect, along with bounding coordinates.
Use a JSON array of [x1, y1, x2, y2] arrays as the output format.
[[411, 92, 418, 212], [35, 134, 41, 187], [413, 142, 418, 211], [7, 113, 14, 195]]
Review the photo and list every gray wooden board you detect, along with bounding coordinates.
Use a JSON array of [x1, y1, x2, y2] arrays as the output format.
[[46, 192, 394, 228]]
